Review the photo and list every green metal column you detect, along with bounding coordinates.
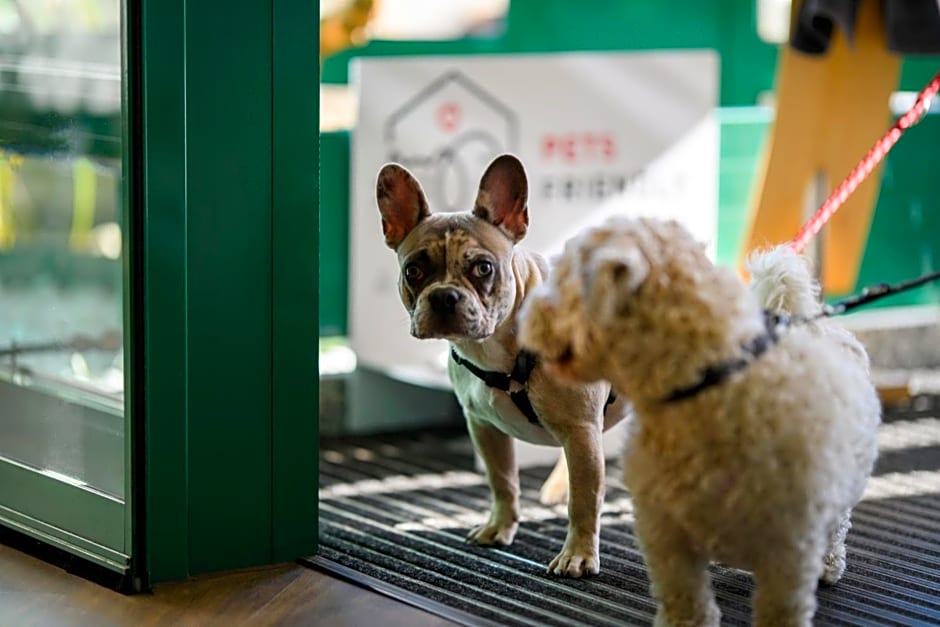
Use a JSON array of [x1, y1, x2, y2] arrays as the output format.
[[272, 0, 319, 563], [136, 0, 318, 582]]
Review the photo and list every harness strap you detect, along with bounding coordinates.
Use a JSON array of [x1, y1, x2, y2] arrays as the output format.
[[510, 349, 538, 387], [451, 347, 618, 425], [662, 311, 786, 403], [450, 348, 514, 392], [450, 348, 541, 424]]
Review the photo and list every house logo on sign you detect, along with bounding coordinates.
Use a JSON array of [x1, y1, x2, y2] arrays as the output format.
[[384, 70, 519, 212]]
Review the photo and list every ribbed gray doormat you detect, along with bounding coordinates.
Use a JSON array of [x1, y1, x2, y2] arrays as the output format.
[[308, 395, 940, 626]]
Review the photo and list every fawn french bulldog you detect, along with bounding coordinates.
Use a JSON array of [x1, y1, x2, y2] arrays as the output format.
[[375, 153, 630, 577]]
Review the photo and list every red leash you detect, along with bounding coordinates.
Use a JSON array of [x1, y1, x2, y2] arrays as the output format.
[[789, 70, 940, 254]]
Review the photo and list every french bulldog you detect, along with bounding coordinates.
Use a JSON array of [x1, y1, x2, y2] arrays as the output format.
[[375, 153, 630, 577]]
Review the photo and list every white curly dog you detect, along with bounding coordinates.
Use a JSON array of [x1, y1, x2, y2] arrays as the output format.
[[518, 216, 881, 627]]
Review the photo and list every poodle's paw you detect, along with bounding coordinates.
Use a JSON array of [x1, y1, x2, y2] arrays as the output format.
[[466, 519, 517, 547], [538, 473, 569, 506], [821, 512, 850, 585], [547, 540, 600, 578], [820, 550, 846, 585], [653, 602, 721, 627]]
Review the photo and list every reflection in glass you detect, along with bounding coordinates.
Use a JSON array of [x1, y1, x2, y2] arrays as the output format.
[[0, 0, 124, 498]]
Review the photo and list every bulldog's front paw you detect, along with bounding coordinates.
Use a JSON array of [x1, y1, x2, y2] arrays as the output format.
[[467, 519, 518, 546], [548, 539, 600, 578]]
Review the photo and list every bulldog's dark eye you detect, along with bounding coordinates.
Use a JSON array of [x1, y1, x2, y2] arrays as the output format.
[[471, 260, 493, 278], [404, 264, 424, 282]]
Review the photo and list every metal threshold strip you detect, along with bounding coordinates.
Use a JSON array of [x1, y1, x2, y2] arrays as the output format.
[[309, 555, 502, 627]]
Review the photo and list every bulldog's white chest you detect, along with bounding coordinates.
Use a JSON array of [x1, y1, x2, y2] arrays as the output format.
[[448, 358, 560, 446]]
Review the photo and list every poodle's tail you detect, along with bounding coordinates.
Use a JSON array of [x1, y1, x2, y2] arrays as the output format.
[[745, 245, 823, 317]]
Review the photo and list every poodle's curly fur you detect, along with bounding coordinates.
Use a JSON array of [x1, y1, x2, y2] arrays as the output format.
[[519, 216, 881, 627]]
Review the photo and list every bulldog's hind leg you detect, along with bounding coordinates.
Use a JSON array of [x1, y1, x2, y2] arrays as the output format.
[[539, 452, 569, 506]]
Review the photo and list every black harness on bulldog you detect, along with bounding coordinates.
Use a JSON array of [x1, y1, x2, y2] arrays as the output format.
[[450, 347, 617, 425], [662, 311, 790, 403], [450, 348, 542, 424]]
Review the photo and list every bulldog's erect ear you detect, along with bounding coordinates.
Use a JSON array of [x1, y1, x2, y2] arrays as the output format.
[[583, 246, 649, 322], [473, 154, 529, 243], [376, 163, 431, 250]]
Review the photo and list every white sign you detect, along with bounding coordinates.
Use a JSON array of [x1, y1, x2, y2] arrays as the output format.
[[350, 51, 719, 387]]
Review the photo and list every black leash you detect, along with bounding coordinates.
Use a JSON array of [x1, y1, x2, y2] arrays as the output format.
[[823, 269, 940, 317]]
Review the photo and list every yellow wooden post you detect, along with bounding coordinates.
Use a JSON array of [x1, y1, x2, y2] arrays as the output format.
[[742, 0, 901, 294]]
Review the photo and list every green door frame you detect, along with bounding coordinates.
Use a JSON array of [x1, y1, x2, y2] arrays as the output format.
[[134, 0, 318, 583]]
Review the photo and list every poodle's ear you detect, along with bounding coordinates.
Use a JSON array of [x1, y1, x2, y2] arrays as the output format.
[[473, 154, 529, 243], [582, 246, 649, 322], [376, 163, 431, 250]]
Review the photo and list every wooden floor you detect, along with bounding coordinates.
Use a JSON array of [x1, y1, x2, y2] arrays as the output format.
[[0, 543, 455, 627]]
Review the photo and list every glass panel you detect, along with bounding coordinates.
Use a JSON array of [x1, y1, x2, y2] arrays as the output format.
[[0, 0, 124, 499]]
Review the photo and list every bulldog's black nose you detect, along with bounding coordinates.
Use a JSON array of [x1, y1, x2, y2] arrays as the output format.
[[429, 287, 462, 314]]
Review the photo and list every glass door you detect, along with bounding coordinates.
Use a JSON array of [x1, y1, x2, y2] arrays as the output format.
[[0, 0, 129, 573]]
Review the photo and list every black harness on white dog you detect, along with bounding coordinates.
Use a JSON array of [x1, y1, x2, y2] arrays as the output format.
[[660, 269, 940, 403], [662, 311, 790, 403], [450, 347, 617, 426]]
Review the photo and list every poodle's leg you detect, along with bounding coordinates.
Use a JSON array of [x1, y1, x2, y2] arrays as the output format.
[[633, 507, 719, 627], [753, 539, 826, 627], [820, 510, 852, 585]]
